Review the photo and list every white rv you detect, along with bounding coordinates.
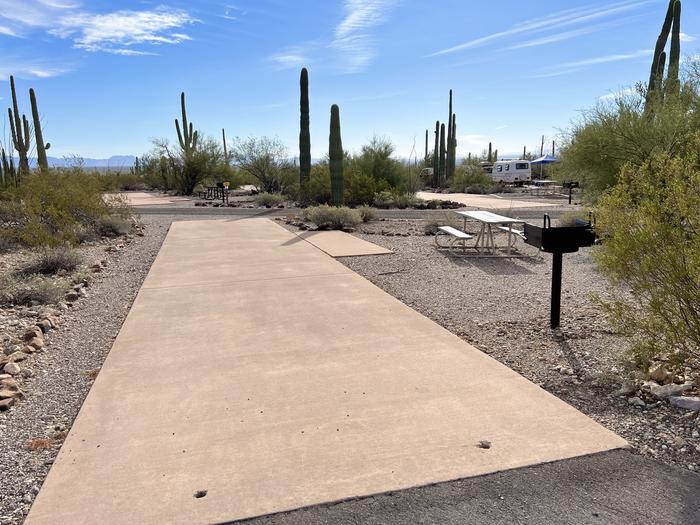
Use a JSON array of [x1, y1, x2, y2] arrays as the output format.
[[489, 160, 531, 185]]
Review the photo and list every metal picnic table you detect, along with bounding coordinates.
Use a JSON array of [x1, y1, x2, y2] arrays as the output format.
[[455, 210, 525, 256]]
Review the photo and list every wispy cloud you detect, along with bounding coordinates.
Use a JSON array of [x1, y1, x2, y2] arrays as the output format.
[[428, 0, 655, 57], [599, 87, 638, 100], [531, 49, 652, 78], [680, 32, 697, 43], [267, 42, 316, 70], [0, 58, 71, 79], [0, 2, 197, 56], [331, 0, 399, 73]]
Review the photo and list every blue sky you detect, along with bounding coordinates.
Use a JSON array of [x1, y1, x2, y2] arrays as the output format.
[[0, 0, 698, 160]]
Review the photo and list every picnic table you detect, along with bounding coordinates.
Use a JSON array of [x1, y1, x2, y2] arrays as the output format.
[[455, 210, 525, 256]]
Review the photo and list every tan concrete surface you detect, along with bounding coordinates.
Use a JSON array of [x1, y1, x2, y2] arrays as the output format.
[[111, 191, 192, 206], [295, 230, 393, 257], [26, 219, 626, 525], [417, 191, 564, 209]]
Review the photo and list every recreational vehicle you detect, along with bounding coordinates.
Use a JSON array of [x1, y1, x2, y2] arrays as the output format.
[[489, 160, 531, 185]]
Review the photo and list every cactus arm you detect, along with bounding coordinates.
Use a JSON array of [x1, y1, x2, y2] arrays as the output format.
[[30, 88, 49, 170], [667, 1, 682, 97], [175, 119, 185, 150], [647, 0, 676, 101]]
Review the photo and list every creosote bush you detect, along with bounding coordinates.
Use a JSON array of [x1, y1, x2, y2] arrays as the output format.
[[357, 205, 377, 222], [595, 142, 700, 369], [302, 205, 361, 230], [0, 274, 67, 306]]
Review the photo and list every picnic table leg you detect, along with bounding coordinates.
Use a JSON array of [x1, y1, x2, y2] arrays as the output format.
[[475, 223, 485, 253], [507, 223, 513, 256], [487, 225, 495, 254]]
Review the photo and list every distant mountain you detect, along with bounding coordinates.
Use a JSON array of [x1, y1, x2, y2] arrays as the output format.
[[46, 155, 136, 168]]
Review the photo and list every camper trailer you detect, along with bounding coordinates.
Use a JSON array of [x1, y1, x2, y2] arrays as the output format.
[[489, 160, 531, 185]]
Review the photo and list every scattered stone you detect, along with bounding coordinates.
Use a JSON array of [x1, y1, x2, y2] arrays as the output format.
[[27, 337, 45, 350], [647, 382, 694, 400], [3, 362, 21, 375], [0, 389, 22, 400], [614, 380, 637, 397], [669, 396, 700, 412], [628, 396, 646, 408], [477, 440, 492, 449], [36, 319, 52, 333], [0, 397, 14, 410], [3, 345, 21, 356], [22, 327, 43, 342], [65, 291, 80, 302], [649, 362, 674, 384], [8, 352, 28, 363]]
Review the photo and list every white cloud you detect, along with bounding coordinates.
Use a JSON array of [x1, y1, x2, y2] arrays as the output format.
[[267, 43, 315, 70], [0, 2, 197, 56], [331, 0, 398, 73], [680, 33, 697, 43], [599, 87, 637, 100], [553, 49, 652, 70], [53, 8, 197, 53], [427, 0, 654, 57]]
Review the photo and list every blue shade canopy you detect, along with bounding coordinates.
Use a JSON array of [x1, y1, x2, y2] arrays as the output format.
[[530, 154, 558, 165]]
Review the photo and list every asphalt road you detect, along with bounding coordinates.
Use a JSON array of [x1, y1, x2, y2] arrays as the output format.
[[225, 450, 700, 525]]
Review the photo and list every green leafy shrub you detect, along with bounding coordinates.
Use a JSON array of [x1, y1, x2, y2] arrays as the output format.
[[254, 192, 286, 207], [450, 165, 492, 192], [302, 205, 362, 230], [595, 143, 700, 368], [0, 169, 127, 247], [19, 247, 83, 276]]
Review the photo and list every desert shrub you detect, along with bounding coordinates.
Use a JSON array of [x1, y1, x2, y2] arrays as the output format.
[[303, 164, 332, 205], [357, 205, 377, 222], [231, 136, 293, 193], [556, 210, 592, 227], [464, 183, 491, 194], [558, 83, 700, 198], [372, 190, 419, 209], [254, 192, 285, 207], [0, 274, 67, 306], [19, 247, 82, 276], [0, 169, 126, 247], [595, 144, 700, 369], [450, 165, 492, 192], [350, 136, 404, 188], [302, 205, 362, 230], [423, 213, 461, 235], [94, 215, 131, 237]]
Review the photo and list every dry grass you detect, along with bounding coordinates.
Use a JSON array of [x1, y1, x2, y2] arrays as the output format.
[[25, 438, 55, 451]]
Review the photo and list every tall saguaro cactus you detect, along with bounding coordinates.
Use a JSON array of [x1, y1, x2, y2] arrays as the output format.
[[222, 128, 229, 164], [666, 0, 682, 97], [30, 88, 50, 170], [329, 104, 344, 205], [175, 92, 198, 156], [299, 68, 311, 187], [8, 76, 30, 176], [647, 1, 682, 106], [487, 142, 493, 163], [433, 121, 439, 187], [439, 123, 446, 186], [446, 90, 453, 179], [449, 113, 457, 178], [424, 129, 429, 163]]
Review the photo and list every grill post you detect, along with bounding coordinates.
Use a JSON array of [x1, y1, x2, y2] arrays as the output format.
[[550, 252, 563, 329]]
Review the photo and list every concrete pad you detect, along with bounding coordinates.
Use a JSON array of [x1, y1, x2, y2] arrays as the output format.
[[417, 191, 563, 209], [295, 230, 393, 257], [26, 219, 626, 525], [111, 192, 192, 206]]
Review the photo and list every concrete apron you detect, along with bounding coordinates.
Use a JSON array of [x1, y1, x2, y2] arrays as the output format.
[[26, 219, 627, 525], [295, 230, 393, 257]]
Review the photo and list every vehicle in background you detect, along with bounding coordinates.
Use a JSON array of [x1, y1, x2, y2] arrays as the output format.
[[488, 160, 531, 185]]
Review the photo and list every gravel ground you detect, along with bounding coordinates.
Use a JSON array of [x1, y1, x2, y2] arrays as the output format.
[[0, 215, 175, 524], [329, 218, 700, 474]]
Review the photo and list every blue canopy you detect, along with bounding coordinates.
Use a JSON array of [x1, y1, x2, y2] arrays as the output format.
[[530, 154, 558, 165]]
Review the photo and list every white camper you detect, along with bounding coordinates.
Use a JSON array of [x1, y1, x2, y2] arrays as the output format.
[[489, 160, 531, 185]]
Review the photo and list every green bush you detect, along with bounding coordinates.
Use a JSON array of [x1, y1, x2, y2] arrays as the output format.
[[372, 190, 419, 209], [302, 205, 362, 230], [0, 169, 128, 247], [19, 247, 83, 276], [450, 165, 492, 192], [254, 192, 286, 207], [94, 215, 131, 237], [595, 143, 700, 368]]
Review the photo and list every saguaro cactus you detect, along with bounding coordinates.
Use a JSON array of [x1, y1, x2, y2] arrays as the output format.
[[299, 68, 311, 187], [329, 104, 344, 205], [439, 123, 446, 185], [29, 88, 50, 171], [424, 129, 429, 163], [487, 142, 493, 163], [449, 113, 457, 178], [647, 1, 676, 102], [8, 76, 30, 176], [446, 90, 453, 179], [222, 128, 229, 163], [666, 0, 682, 97], [175, 91, 198, 156], [432, 121, 440, 187]]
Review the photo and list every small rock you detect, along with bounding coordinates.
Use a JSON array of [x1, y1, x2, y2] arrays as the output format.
[[644, 381, 694, 400], [614, 380, 637, 397], [477, 440, 492, 449], [649, 362, 674, 384], [36, 319, 52, 333], [22, 327, 43, 342], [3, 345, 21, 356], [8, 352, 28, 363], [27, 337, 44, 350], [0, 397, 14, 410], [65, 291, 80, 302], [628, 396, 646, 408], [3, 362, 20, 375], [669, 396, 700, 412], [0, 388, 22, 399]]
